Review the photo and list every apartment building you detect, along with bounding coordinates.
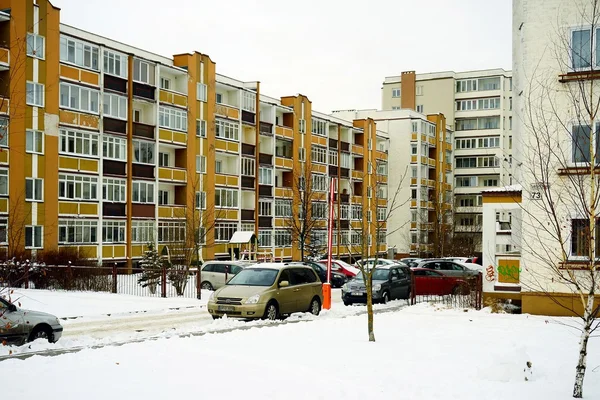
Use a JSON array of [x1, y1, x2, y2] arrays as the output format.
[[381, 69, 513, 252], [333, 109, 452, 257], [0, 0, 388, 266]]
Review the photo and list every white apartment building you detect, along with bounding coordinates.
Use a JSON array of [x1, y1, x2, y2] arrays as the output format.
[[332, 109, 452, 257], [382, 69, 513, 252]]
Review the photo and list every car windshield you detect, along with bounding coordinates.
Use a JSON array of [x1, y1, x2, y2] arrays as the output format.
[[226, 268, 279, 287], [354, 269, 390, 281]]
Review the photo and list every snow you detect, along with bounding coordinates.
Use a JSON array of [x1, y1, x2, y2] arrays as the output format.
[[2, 300, 598, 399]]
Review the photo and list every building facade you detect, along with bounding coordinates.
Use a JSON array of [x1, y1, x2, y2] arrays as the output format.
[[332, 109, 453, 257], [0, 0, 388, 266], [382, 69, 513, 252]]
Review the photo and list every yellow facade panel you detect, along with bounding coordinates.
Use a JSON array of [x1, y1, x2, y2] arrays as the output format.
[[351, 170, 363, 180], [226, 210, 238, 220], [158, 206, 172, 218], [102, 245, 113, 259], [79, 203, 98, 215], [215, 174, 227, 185], [0, 149, 8, 164], [78, 246, 98, 259], [172, 169, 187, 181], [159, 129, 172, 142], [352, 144, 363, 154], [59, 156, 78, 170], [0, 97, 8, 114], [80, 70, 99, 86], [158, 167, 171, 180], [174, 93, 187, 107], [58, 202, 78, 215], [131, 245, 145, 258], [172, 132, 187, 145], [215, 139, 227, 151], [227, 176, 239, 186], [0, 198, 6, 214], [227, 141, 239, 153], [79, 159, 99, 173], [215, 104, 240, 120], [274, 188, 293, 198], [275, 125, 293, 138], [312, 164, 327, 174], [114, 245, 126, 258], [59, 64, 79, 81], [311, 135, 327, 146]]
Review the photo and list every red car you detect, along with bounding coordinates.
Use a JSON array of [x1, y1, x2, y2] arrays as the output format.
[[318, 260, 359, 278], [412, 268, 469, 295]]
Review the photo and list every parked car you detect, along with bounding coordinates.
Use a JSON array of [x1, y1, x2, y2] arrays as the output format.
[[400, 258, 424, 268], [444, 256, 480, 265], [199, 261, 252, 291], [414, 259, 480, 277], [354, 258, 398, 269], [341, 265, 410, 305], [319, 259, 359, 278], [287, 261, 346, 288], [0, 296, 63, 345], [411, 268, 470, 295], [207, 263, 323, 320]]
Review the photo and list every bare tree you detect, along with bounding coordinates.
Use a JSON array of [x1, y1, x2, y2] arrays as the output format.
[[341, 161, 408, 342], [285, 160, 328, 261], [515, 2, 600, 396]]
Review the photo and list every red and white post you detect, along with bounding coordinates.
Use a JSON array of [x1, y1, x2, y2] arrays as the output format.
[[323, 177, 336, 310]]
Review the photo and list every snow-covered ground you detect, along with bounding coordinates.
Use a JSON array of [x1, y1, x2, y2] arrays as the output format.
[[2, 303, 598, 399]]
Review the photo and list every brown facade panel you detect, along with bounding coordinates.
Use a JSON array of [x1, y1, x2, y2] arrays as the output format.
[[241, 143, 255, 156], [340, 142, 350, 152], [103, 202, 127, 217], [328, 166, 338, 176], [132, 204, 155, 218], [241, 209, 255, 221], [104, 117, 127, 135], [132, 82, 155, 101], [241, 110, 255, 125], [258, 153, 272, 165], [258, 185, 272, 197], [104, 75, 128, 94], [329, 138, 338, 149], [103, 160, 127, 176], [340, 168, 350, 178], [132, 122, 155, 139], [241, 176, 255, 189], [259, 122, 273, 136], [258, 216, 272, 228], [132, 164, 155, 179]]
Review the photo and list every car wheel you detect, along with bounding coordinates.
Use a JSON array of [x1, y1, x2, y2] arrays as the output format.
[[262, 302, 279, 321], [201, 281, 213, 291], [28, 325, 53, 343], [343, 301, 350, 306], [211, 315, 221, 320], [381, 291, 390, 304], [309, 297, 321, 316]]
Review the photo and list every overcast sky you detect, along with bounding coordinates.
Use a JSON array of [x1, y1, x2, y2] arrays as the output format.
[[51, 0, 512, 113]]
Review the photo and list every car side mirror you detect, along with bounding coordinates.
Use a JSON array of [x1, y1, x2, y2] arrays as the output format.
[[8, 304, 16, 312], [279, 280, 289, 288]]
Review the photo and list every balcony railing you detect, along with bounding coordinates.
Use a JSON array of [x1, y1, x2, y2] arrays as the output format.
[[133, 122, 155, 139], [241, 209, 255, 221]]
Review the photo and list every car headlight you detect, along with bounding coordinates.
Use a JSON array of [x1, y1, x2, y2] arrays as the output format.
[[209, 291, 217, 301], [372, 284, 381, 292], [342, 283, 348, 292], [245, 294, 260, 304]]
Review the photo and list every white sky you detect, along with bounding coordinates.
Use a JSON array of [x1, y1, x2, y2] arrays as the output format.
[[51, 0, 512, 113]]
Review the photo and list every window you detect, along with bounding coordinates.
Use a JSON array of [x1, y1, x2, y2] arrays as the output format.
[[509, 116, 513, 130], [242, 91, 256, 112], [312, 174, 328, 192], [571, 28, 599, 70], [132, 181, 155, 203], [391, 106, 401, 110], [133, 59, 150, 84], [311, 145, 327, 164], [103, 50, 127, 78], [338, 204, 348, 220], [196, 120, 207, 137], [0, 218, 6, 244], [377, 207, 387, 221], [328, 150, 338, 166], [416, 105, 424, 113], [158, 152, 170, 167], [27, 33, 45, 58], [456, 79, 477, 93], [103, 178, 126, 202], [26, 82, 44, 107], [26, 178, 43, 201], [299, 119, 306, 134], [215, 188, 238, 208], [0, 117, 6, 147], [477, 137, 500, 148], [132, 221, 154, 243], [60, 82, 99, 113], [416, 86, 423, 96], [392, 88, 401, 97], [241, 158, 255, 176], [196, 155, 206, 173], [340, 152, 351, 169], [59, 174, 98, 201], [26, 130, 43, 153], [274, 230, 292, 247], [351, 204, 362, 220], [377, 161, 388, 176], [367, 187, 372, 199], [159, 106, 188, 132], [103, 93, 127, 120], [160, 77, 171, 90], [259, 200, 272, 216], [158, 190, 169, 206], [215, 222, 237, 242], [195, 191, 206, 209], [478, 77, 501, 91], [312, 202, 327, 219], [455, 117, 500, 131], [275, 199, 292, 217], [216, 93, 223, 104], [197, 83, 208, 102], [158, 221, 186, 243], [59, 219, 97, 244], [477, 156, 499, 168], [311, 119, 327, 136], [60, 129, 99, 157], [456, 176, 477, 187], [133, 140, 155, 164], [258, 230, 272, 247], [259, 167, 273, 185], [377, 230, 387, 245], [103, 135, 127, 161], [483, 178, 498, 187], [25, 226, 43, 248], [0, 169, 6, 195], [351, 231, 362, 245], [571, 124, 599, 164], [215, 119, 239, 140], [509, 97, 513, 111], [59, 35, 99, 70], [299, 147, 306, 162]]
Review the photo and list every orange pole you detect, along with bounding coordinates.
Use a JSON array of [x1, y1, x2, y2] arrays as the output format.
[[324, 177, 336, 310]]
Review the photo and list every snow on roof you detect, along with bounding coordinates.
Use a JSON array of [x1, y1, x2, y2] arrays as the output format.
[[482, 184, 523, 194], [246, 262, 289, 270], [229, 231, 256, 244]]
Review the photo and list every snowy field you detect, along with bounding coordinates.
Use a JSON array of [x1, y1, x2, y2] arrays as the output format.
[[1, 293, 599, 399]]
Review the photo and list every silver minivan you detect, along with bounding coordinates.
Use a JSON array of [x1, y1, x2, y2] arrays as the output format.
[[0, 296, 63, 345], [200, 261, 253, 291]]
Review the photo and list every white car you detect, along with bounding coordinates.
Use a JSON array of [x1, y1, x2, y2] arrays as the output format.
[[199, 261, 253, 291]]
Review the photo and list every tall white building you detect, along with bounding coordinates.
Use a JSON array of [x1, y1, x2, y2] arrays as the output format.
[[381, 70, 513, 252]]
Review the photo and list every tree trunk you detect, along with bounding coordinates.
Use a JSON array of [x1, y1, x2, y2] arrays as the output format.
[[366, 274, 375, 342], [301, 239, 305, 261], [573, 294, 595, 398]]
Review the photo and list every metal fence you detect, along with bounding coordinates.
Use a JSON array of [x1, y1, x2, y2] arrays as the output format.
[[409, 272, 483, 310], [0, 264, 201, 299]]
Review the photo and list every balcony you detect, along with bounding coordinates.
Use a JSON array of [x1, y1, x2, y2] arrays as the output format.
[[159, 89, 187, 108], [259, 153, 273, 165], [133, 82, 155, 101], [158, 204, 186, 219], [158, 166, 187, 183], [275, 125, 293, 139], [275, 156, 293, 169], [260, 122, 273, 136], [241, 209, 255, 221], [242, 110, 255, 125], [274, 187, 293, 198], [242, 143, 255, 156], [352, 144, 363, 154], [104, 75, 127, 94], [215, 104, 240, 120], [133, 122, 155, 139]]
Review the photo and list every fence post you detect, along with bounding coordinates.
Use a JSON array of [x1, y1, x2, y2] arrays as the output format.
[[476, 273, 483, 310], [112, 264, 117, 294], [24, 264, 29, 289], [196, 269, 201, 300], [67, 261, 73, 291], [161, 267, 167, 298]]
